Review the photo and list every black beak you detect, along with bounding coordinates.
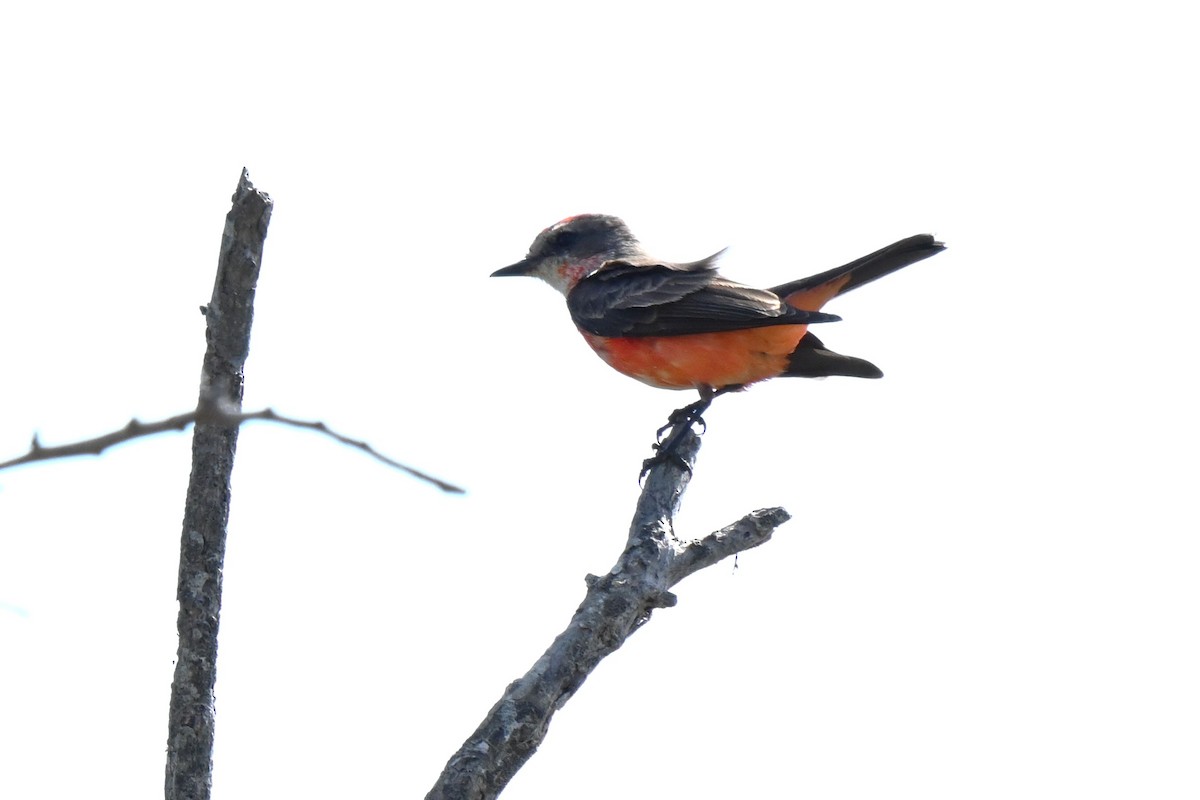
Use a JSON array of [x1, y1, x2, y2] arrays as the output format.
[[491, 259, 535, 277]]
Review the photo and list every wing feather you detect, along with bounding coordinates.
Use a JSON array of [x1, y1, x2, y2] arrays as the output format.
[[567, 257, 839, 338]]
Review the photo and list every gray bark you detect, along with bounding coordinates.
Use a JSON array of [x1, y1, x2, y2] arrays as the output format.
[[425, 431, 791, 799], [164, 169, 272, 800]]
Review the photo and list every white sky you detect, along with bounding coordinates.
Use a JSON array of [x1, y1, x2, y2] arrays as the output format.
[[1, 1, 1197, 798]]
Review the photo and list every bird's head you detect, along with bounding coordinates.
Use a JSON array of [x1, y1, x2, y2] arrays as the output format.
[[492, 214, 641, 295]]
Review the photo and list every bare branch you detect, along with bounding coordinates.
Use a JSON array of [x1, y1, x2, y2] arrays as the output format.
[[0, 406, 464, 494], [668, 506, 791, 585], [0, 415, 197, 469], [165, 168, 270, 800], [425, 428, 792, 800]]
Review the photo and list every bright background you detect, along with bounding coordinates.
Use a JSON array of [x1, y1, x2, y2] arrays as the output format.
[[2, 2, 1196, 798]]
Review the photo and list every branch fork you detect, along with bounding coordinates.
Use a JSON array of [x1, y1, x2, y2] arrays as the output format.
[[425, 428, 791, 800]]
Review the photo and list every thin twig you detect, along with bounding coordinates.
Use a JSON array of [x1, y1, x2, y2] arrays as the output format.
[[0, 406, 464, 493]]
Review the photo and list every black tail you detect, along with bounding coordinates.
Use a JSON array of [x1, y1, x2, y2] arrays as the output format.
[[784, 332, 884, 379], [770, 234, 944, 300]]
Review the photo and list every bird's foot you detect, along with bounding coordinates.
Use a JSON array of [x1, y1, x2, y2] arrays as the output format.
[[640, 386, 742, 482], [654, 398, 712, 443], [642, 397, 715, 480]]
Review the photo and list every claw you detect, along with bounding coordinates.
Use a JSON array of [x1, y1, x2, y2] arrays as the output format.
[[645, 407, 708, 478], [656, 397, 712, 441], [643, 385, 742, 481]]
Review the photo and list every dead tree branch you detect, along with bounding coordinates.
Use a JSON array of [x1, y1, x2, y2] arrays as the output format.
[[0, 406, 463, 494], [163, 168, 271, 800], [425, 429, 791, 800]]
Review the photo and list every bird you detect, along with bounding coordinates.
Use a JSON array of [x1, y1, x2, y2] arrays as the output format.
[[492, 214, 944, 463]]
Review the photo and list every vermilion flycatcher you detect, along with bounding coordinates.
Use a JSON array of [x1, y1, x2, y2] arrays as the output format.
[[494, 214, 944, 468], [493, 214, 944, 401]]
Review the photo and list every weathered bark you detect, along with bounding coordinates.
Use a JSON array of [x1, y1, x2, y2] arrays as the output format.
[[425, 431, 791, 799], [164, 169, 272, 800]]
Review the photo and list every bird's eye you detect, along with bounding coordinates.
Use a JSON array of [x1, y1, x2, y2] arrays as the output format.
[[553, 230, 579, 250]]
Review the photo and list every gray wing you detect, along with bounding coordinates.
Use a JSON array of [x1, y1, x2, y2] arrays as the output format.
[[567, 255, 840, 338]]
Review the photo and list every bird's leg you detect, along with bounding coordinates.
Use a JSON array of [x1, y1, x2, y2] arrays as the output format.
[[642, 385, 742, 478]]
